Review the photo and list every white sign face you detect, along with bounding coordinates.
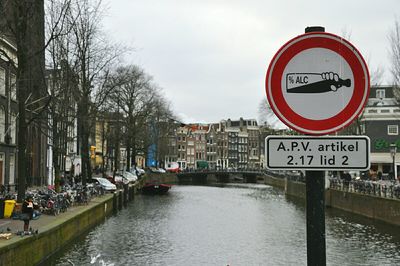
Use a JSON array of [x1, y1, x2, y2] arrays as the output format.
[[282, 48, 354, 120], [266, 136, 370, 170]]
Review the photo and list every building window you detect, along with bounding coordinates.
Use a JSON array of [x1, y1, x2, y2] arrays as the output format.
[[9, 153, 15, 184], [388, 125, 398, 135], [360, 124, 366, 135], [0, 108, 4, 142], [10, 113, 16, 144], [10, 74, 16, 100], [0, 67, 5, 95], [376, 89, 385, 99]]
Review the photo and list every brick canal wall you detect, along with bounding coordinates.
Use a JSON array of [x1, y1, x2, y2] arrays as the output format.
[[0, 185, 134, 266], [285, 180, 307, 199], [265, 175, 400, 226], [265, 175, 285, 189], [328, 189, 400, 226]]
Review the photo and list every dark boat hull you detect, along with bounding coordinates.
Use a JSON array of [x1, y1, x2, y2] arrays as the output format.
[[142, 184, 171, 194]]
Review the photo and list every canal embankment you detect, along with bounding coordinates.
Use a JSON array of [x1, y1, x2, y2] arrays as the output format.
[[265, 174, 400, 226], [0, 183, 137, 266], [51, 184, 400, 265]]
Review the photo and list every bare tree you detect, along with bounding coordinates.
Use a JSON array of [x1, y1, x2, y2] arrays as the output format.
[[45, 0, 79, 190], [118, 66, 153, 171], [370, 66, 385, 86], [258, 99, 281, 129], [340, 27, 352, 41], [105, 65, 172, 171], [150, 94, 175, 168], [64, 0, 123, 184], [389, 18, 400, 86]]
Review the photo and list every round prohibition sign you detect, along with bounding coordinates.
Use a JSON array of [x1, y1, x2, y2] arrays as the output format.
[[265, 32, 370, 135]]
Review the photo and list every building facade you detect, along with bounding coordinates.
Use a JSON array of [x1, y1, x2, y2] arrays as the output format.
[[0, 37, 17, 187], [164, 118, 263, 171], [361, 86, 400, 177], [176, 126, 188, 170], [206, 124, 218, 169]]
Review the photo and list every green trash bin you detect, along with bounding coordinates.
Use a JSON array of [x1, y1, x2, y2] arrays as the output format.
[[4, 200, 16, 218]]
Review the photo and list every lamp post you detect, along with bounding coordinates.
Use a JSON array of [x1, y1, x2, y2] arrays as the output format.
[[390, 143, 397, 180]]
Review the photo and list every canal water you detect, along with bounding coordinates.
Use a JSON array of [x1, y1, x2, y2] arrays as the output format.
[[49, 184, 400, 266]]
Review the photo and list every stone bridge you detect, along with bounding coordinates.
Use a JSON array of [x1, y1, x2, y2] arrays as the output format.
[[176, 170, 266, 184]]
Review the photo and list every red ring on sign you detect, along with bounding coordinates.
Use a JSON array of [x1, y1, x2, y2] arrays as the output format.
[[265, 32, 370, 135]]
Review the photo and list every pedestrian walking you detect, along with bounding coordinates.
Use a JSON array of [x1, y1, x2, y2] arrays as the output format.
[[21, 194, 34, 233]]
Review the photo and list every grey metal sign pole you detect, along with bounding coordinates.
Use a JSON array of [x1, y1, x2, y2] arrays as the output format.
[[305, 26, 326, 266]]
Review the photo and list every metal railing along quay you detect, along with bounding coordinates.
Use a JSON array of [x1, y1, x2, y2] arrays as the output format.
[[266, 170, 400, 200], [329, 178, 400, 199]]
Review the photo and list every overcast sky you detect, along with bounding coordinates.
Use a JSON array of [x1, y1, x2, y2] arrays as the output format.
[[102, 0, 399, 126]]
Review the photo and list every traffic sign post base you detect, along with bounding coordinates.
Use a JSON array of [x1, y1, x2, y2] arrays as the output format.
[[306, 170, 326, 266]]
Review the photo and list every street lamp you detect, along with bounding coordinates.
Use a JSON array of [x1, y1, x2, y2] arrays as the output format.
[[390, 143, 397, 180]]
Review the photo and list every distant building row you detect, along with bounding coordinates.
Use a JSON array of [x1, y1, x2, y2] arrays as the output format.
[[163, 118, 276, 171]]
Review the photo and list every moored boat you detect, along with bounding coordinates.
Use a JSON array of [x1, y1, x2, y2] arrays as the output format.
[[141, 182, 172, 195]]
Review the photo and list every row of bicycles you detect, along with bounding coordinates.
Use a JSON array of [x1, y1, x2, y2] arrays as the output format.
[[1, 182, 107, 217], [329, 178, 400, 199], [34, 183, 106, 216]]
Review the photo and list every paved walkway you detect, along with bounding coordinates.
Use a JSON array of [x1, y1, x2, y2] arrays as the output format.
[[0, 194, 113, 246]]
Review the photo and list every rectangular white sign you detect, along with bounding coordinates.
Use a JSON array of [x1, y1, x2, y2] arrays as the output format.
[[266, 136, 370, 170]]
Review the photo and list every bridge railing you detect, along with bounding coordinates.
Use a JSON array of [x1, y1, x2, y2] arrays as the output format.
[[178, 168, 265, 174]]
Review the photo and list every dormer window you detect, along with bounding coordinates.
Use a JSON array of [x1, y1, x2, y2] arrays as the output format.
[[376, 89, 385, 99]]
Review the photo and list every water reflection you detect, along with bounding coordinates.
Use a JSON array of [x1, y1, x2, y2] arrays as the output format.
[[326, 208, 400, 266], [49, 185, 400, 266]]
